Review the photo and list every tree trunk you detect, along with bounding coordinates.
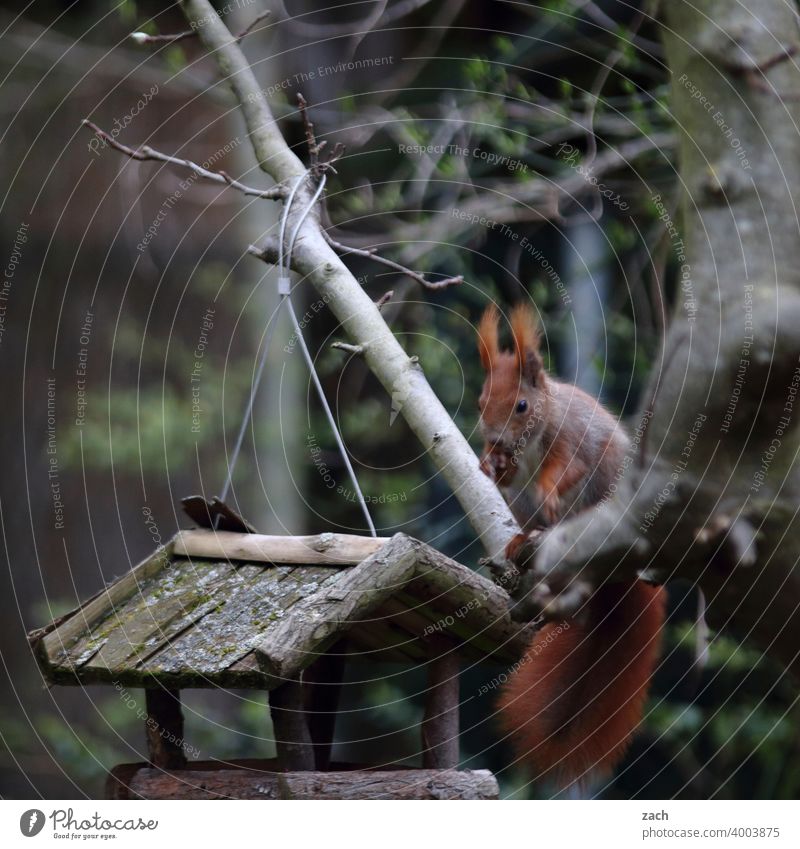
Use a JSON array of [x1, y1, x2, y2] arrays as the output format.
[[524, 0, 800, 674]]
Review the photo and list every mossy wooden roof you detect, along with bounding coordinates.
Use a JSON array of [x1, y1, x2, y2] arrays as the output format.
[[30, 531, 532, 689]]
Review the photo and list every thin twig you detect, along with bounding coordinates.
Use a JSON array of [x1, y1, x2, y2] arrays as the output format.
[[297, 93, 323, 166], [322, 231, 462, 291], [331, 341, 365, 355], [235, 9, 271, 42], [734, 43, 800, 97], [130, 9, 270, 46], [81, 119, 286, 200], [296, 93, 346, 177], [130, 29, 195, 45], [247, 238, 283, 266], [375, 290, 394, 309]]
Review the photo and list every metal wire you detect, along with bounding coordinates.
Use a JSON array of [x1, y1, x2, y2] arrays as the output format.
[[219, 170, 376, 536], [284, 176, 377, 536], [218, 308, 282, 506], [217, 172, 309, 508]]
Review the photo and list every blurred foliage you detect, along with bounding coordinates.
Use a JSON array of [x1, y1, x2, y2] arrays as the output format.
[[3, 0, 795, 803], [57, 262, 255, 477]]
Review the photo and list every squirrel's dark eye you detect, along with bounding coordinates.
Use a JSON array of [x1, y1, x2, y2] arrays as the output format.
[[516, 399, 529, 414]]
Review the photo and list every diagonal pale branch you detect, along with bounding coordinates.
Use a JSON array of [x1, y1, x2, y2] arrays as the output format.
[[179, 0, 518, 558]]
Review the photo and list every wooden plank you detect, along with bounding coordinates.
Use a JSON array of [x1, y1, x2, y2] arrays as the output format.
[[130, 563, 269, 671], [139, 566, 282, 675], [226, 650, 261, 675], [255, 535, 421, 680], [344, 617, 426, 662], [84, 560, 239, 671], [174, 530, 391, 565], [421, 636, 460, 769], [405, 545, 536, 662], [142, 566, 341, 676], [41, 543, 173, 666], [256, 564, 340, 615], [376, 596, 439, 643], [112, 765, 499, 800]]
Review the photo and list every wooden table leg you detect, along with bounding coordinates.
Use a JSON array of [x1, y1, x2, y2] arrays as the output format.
[[421, 636, 460, 769], [144, 687, 187, 770]]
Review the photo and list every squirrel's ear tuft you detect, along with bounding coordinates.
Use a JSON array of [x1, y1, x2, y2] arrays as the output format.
[[478, 304, 500, 371], [510, 302, 543, 384]]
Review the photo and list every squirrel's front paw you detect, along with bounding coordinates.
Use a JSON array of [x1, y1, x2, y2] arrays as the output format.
[[479, 452, 496, 481], [483, 448, 518, 486], [505, 532, 537, 569], [496, 455, 518, 487], [536, 485, 562, 525]]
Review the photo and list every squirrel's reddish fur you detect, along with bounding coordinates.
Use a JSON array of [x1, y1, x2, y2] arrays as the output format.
[[496, 581, 665, 786], [478, 303, 665, 787]]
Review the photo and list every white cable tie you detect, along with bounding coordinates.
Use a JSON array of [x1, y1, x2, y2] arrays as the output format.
[[278, 276, 292, 295]]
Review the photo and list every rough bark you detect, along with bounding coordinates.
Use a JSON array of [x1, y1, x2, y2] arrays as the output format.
[[255, 534, 421, 679], [179, 0, 517, 560], [173, 530, 391, 564], [514, 0, 800, 675], [110, 764, 499, 799]]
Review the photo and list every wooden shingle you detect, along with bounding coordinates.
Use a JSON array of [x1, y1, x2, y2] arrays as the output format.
[[30, 530, 531, 690]]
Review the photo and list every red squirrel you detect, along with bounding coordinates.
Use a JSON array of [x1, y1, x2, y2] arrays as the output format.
[[477, 302, 665, 788]]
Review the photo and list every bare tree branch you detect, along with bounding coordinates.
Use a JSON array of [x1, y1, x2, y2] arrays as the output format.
[[235, 9, 271, 41], [130, 29, 196, 46], [130, 10, 271, 46], [81, 119, 286, 200], [335, 131, 675, 257], [179, 0, 518, 559], [321, 231, 463, 291], [375, 290, 394, 309], [296, 93, 345, 177], [331, 342, 365, 355]]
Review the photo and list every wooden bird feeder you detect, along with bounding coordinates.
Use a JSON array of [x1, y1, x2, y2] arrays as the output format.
[[29, 512, 531, 800]]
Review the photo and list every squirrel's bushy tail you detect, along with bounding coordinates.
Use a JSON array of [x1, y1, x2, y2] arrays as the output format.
[[497, 581, 666, 788]]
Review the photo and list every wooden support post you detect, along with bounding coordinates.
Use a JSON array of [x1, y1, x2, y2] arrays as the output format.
[[421, 637, 460, 769], [144, 687, 187, 770], [304, 645, 346, 771], [269, 680, 315, 771]]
